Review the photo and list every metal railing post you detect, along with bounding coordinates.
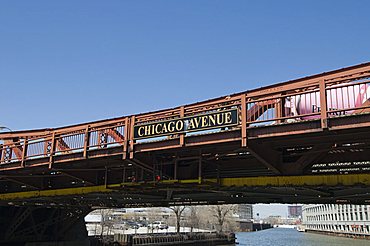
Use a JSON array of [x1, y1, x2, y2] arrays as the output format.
[[241, 94, 247, 147], [275, 94, 283, 124], [48, 132, 56, 169], [129, 116, 135, 159], [21, 138, 28, 167], [83, 126, 90, 159], [123, 117, 129, 159], [319, 79, 328, 129]]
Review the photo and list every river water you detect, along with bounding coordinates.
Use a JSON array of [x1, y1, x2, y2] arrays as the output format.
[[236, 228, 369, 246]]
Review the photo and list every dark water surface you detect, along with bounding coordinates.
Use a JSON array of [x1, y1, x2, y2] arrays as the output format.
[[236, 228, 369, 246]]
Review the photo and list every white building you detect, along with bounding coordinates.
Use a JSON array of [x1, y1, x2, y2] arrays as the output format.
[[303, 204, 370, 236], [237, 204, 253, 221]]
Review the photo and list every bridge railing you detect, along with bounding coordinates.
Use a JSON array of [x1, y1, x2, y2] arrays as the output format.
[[245, 78, 370, 127], [0, 122, 128, 167], [326, 79, 370, 118], [54, 130, 86, 155], [0, 141, 24, 163], [245, 84, 323, 127], [26, 137, 52, 160], [1, 63, 370, 168], [88, 124, 125, 150], [246, 88, 321, 126]]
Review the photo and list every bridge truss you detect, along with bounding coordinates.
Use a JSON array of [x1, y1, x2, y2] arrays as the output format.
[[1, 62, 370, 207]]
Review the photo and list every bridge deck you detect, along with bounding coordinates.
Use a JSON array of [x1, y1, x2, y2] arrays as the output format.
[[1, 62, 370, 206]]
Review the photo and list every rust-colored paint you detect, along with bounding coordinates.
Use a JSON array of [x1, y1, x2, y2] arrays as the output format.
[[0, 62, 369, 185]]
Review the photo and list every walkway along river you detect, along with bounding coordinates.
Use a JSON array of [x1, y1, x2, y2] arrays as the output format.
[[236, 228, 369, 246]]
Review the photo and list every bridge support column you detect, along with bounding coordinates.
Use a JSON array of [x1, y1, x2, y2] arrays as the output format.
[[198, 156, 202, 183], [174, 159, 178, 180], [0, 206, 90, 245]]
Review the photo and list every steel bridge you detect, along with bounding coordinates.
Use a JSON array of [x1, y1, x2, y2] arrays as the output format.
[[1, 63, 370, 243]]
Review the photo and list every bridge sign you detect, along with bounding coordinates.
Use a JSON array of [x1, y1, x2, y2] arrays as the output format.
[[134, 108, 238, 139]]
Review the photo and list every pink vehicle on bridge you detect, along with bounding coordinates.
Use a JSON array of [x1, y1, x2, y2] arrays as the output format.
[[285, 83, 370, 120], [246, 81, 370, 125]]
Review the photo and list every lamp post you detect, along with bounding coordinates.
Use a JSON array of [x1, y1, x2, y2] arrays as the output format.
[[0, 126, 12, 145], [0, 126, 12, 132]]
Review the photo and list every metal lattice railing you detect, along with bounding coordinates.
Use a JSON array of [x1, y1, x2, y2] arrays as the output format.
[[0, 63, 369, 168]]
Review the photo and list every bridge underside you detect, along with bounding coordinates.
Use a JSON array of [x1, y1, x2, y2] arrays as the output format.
[[1, 175, 369, 209], [0, 206, 89, 245], [1, 116, 370, 207]]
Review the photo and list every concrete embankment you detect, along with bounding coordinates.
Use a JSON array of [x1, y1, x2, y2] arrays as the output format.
[[90, 232, 235, 246], [305, 229, 370, 240]]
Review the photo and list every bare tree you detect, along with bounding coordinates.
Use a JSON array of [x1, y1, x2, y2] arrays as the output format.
[[169, 206, 187, 233], [188, 206, 200, 232], [212, 205, 236, 233], [197, 206, 214, 231], [96, 209, 114, 237]]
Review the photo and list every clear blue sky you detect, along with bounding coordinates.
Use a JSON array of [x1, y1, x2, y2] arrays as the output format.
[[1, 0, 369, 131]]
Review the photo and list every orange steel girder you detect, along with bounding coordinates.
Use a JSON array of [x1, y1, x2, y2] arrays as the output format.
[[0, 62, 369, 176]]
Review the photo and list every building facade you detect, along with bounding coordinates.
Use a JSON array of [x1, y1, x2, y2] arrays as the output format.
[[288, 205, 302, 218], [303, 204, 370, 237], [237, 204, 253, 221], [236, 204, 253, 231]]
